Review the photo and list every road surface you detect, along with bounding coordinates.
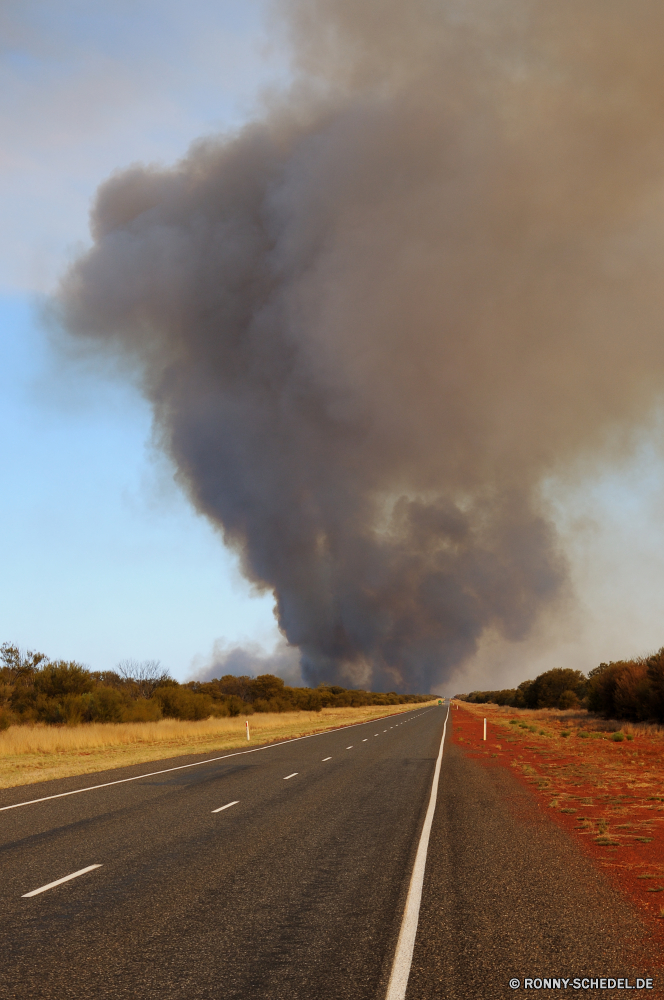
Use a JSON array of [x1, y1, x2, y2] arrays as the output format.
[[0, 706, 654, 998]]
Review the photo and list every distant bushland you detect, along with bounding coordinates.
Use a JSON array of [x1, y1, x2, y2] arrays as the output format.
[[458, 667, 586, 712], [0, 643, 430, 728], [456, 650, 664, 724]]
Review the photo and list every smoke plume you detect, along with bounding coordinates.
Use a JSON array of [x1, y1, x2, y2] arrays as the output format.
[[56, 0, 664, 692]]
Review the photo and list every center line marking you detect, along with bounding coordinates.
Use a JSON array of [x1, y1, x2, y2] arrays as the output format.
[[362, 739, 368, 742], [212, 800, 239, 814], [322, 757, 332, 761], [22, 864, 102, 898], [346, 746, 353, 749], [284, 773, 298, 780]]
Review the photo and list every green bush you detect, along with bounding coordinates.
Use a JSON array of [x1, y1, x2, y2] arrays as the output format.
[[586, 653, 664, 723], [154, 686, 212, 721], [225, 696, 244, 717], [526, 669, 587, 710], [557, 689, 579, 710], [82, 687, 127, 723], [35, 661, 94, 699], [122, 698, 162, 722]]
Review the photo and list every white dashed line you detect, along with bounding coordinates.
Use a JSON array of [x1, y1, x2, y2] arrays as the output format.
[[322, 757, 332, 761], [346, 746, 353, 749], [362, 739, 368, 742], [212, 800, 239, 814], [22, 865, 102, 898], [283, 773, 298, 780]]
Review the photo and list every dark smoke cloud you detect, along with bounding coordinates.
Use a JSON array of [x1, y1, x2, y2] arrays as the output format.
[[56, 0, 664, 692]]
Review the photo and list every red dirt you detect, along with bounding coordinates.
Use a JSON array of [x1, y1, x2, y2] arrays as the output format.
[[451, 703, 664, 945]]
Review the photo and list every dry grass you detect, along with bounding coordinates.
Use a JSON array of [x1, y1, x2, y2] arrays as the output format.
[[456, 701, 664, 738], [452, 700, 664, 930], [0, 702, 437, 789]]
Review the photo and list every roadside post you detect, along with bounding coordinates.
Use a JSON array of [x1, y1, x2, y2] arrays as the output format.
[[246, 720, 250, 741], [483, 718, 486, 741]]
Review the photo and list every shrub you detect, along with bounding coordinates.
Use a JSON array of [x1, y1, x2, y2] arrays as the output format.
[[38, 693, 88, 726], [35, 661, 94, 699], [614, 663, 651, 721], [586, 654, 663, 723], [122, 698, 162, 722], [526, 668, 587, 709], [82, 687, 127, 723], [225, 696, 244, 717], [154, 686, 212, 721], [646, 649, 664, 722], [557, 689, 579, 710]]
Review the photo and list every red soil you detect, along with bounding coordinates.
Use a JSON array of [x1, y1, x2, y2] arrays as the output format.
[[451, 703, 664, 945]]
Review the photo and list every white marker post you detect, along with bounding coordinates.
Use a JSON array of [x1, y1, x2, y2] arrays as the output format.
[[246, 720, 250, 741], [483, 718, 487, 741]]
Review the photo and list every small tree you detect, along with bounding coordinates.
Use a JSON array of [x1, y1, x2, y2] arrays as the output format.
[[34, 661, 94, 699], [0, 642, 48, 681], [116, 659, 170, 698]]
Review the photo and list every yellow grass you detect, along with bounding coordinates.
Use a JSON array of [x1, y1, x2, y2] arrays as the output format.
[[0, 702, 437, 789]]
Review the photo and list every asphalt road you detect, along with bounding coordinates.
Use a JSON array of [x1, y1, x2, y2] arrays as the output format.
[[0, 706, 656, 999]]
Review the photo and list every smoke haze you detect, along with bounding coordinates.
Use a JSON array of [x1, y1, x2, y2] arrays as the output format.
[[190, 638, 303, 687], [56, 0, 664, 692]]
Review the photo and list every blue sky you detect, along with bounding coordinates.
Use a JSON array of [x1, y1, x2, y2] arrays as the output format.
[[3, 0, 664, 688], [0, 0, 287, 680]]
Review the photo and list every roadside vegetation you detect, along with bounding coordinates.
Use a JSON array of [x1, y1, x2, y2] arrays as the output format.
[[0, 642, 430, 731], [454, 701, 664, 929], [456, 650, 664, 725]]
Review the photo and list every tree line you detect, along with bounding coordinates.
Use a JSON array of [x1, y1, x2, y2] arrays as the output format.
[[0, 643, 430, 729], [456, 648, 664, 724]]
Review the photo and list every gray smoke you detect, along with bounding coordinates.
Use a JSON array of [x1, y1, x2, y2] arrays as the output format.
[[56, 0, 664, 692], [190, 639, 303, 686]]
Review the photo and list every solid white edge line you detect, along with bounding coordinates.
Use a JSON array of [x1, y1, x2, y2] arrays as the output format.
[[322, 757, 332, 761], [283, 773, 298, 780], [0, 707, 435, 813], [385, 704, 449, 1000], [211, 800, 239, 814], [22, 864, 102, 898]]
